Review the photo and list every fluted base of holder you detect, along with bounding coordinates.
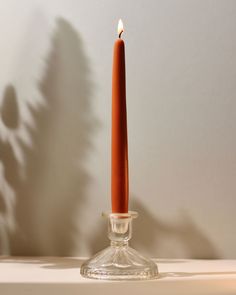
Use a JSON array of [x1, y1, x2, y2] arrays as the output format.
[[81, 244, 158, 280], [80, 211, 158, 280]]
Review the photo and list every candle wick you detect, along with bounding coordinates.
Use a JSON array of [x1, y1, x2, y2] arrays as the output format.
[[118, 30, 123, 39]]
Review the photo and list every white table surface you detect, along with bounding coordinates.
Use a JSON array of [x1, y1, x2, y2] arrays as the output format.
[[0, 257, 235, 295]]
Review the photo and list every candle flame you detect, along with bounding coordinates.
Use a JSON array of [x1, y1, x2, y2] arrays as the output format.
[[118, 19, 124, 38]]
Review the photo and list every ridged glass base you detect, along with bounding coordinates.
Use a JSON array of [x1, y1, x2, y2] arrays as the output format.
[[80, 212, 159, 280]]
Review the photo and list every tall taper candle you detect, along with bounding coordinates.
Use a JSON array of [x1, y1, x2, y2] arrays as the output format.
[[111, 19, 129, 213]]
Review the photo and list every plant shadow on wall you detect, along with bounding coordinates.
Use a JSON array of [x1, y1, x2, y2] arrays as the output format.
[[90, 197, 219, 259], [0, 17, 97, 255], [0, 86, 19, 254]]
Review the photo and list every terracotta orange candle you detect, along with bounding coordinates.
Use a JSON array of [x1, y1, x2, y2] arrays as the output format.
[[111, 19, 129, 213]]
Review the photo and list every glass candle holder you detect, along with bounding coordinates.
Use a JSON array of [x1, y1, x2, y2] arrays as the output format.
[[80, 211, 159, 280]]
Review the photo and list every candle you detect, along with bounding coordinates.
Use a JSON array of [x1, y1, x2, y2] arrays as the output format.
[[111, 19, 129, 213]]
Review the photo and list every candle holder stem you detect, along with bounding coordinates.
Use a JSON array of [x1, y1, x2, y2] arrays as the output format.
[[80, 211, 159, 280]]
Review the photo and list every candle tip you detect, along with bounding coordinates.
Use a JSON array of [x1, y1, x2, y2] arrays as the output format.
[[118, 19, 124, 38]]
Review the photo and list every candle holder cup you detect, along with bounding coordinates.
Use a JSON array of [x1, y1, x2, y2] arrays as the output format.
[[80, 211, 159, 280]]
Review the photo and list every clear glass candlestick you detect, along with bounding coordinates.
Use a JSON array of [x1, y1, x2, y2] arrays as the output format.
[[80, 211, 159, 280]]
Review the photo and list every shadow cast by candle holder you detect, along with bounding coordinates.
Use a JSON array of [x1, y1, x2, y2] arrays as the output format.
[[159, 271, 236, 279], [89, 197, 220, 259]]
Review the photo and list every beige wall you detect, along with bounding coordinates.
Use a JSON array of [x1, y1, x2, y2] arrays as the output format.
[[0, 0, 235, 258]]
